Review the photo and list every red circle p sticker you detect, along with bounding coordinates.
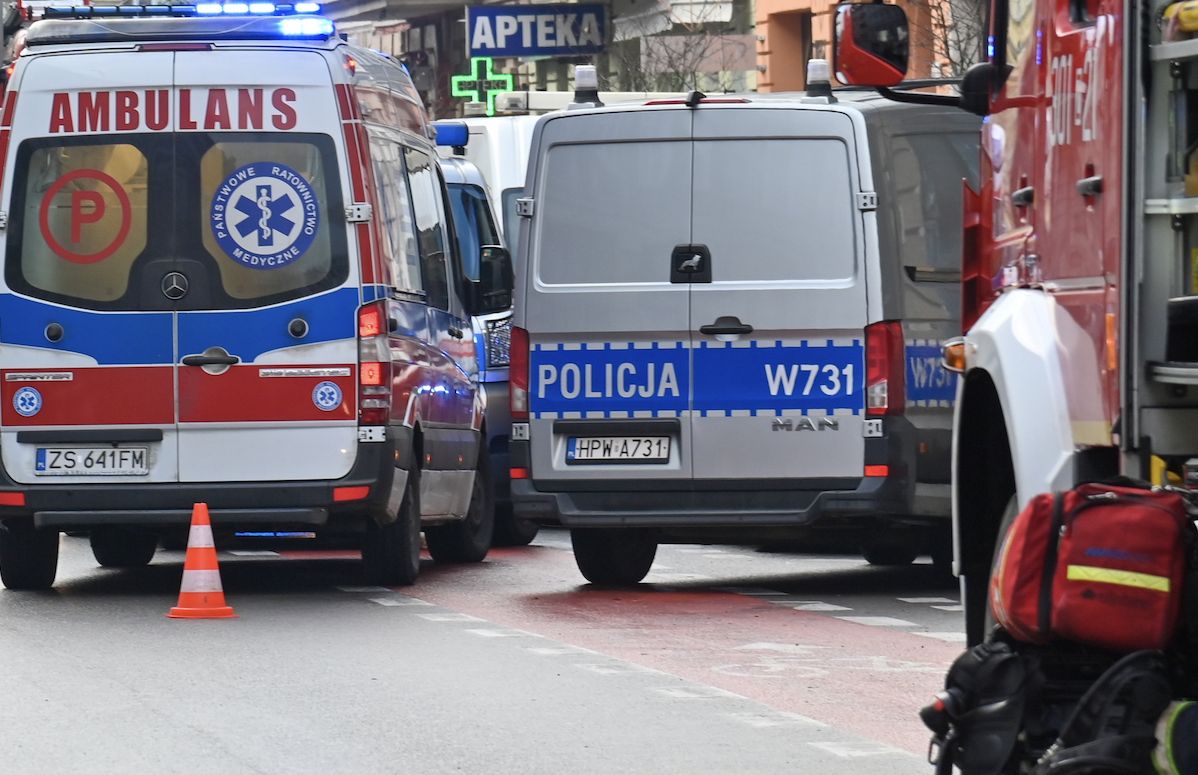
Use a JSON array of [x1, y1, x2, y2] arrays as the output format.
[[38, 168, 132, 265]]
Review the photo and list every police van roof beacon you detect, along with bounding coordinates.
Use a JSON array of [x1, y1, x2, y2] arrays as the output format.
[[804, 58, 836, 103], [568, 64, 603, 110]]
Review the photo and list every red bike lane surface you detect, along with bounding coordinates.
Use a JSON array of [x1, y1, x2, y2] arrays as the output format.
[[410, 546, 962, 755]]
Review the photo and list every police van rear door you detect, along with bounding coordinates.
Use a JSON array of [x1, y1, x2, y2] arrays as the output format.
[[525, 108, 693, 483], [172, 50, 358, 483], [688, 107, 867, 482], [0, 52, 180, 484]]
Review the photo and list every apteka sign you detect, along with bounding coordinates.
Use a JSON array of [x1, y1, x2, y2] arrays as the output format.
[[466, 4, 605, 58]]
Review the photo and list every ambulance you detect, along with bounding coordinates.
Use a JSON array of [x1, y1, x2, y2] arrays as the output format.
[[0, 4, 507, 589]]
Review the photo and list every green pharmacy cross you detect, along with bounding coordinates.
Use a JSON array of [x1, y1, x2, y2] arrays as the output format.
[[450, 57, 514, 116]]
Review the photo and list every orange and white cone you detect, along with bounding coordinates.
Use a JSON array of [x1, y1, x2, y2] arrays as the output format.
[[168, 503, 237, 620]]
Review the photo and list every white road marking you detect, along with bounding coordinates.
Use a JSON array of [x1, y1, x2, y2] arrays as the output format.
[[721, 588, 788, 596], [808, 741, 913, 758], [653, 685, 745, 700], [368, 597, 431, 607], [646, 572, 712, 582], [897, 597, 957, 604], [725, 711, 826, 729], [835, 616, 918, 627], [466, 629, 543, 638], [932, 604, 965, 612], [336, 585, 393, 593], [416, 613, 486, 622], [576, 663, 662, 676], [790, 602, 852, 612], [735, 642, 830, 655], [525, 646, 601, 656], [915, 631, 968, 643], [228, 550, 279, 556]]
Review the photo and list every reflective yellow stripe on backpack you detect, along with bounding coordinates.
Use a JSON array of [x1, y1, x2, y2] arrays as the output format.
[[1066, 565, 1171, 593]]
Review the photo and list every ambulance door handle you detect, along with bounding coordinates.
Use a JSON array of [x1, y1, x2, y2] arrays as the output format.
[[182, 354, 239, 367], [1011, 186, 1035, 207], [1076, 175, 1103, 197], [699, 317, 753, 336], [448, 326, 465, 339]]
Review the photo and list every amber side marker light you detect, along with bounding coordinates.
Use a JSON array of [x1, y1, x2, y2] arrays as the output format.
[[941, 337, 969, 374]]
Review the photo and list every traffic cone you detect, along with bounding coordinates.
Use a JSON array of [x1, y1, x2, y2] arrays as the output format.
[[168, 503, 237, 619]]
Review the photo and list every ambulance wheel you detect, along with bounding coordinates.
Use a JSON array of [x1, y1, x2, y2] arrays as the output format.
[[90, 528, 158, 568], [0, 522, 59, 590], [571, 528, 657, 586], [426, 449, 494, 564], [362, 467, 422, 587], [493, 506, 539, 547]]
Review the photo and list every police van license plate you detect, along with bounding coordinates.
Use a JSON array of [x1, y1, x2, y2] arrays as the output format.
[[566, 437, 670, 463], [35, 447, 149, 476]]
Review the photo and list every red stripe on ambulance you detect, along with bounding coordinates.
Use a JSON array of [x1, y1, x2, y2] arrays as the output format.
[[336, 83, 381, 286], [0, 90, 18, 196], [1, 367, 173, 426], [47, 88, 297, 133], [178, 366, 356, 423]]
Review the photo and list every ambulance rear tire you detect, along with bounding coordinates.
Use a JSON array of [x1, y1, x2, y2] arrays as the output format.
[[571, 528, 657, 586], [493, 506, 539, 547], [0, 523, 59, 590], [862, 538, 921, 567], [90, 528, 158, 568], [362, 467, 422, 587], [426, 448, 494, 564]]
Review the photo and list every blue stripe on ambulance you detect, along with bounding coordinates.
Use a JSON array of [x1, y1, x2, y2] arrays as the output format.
[[0, 294, 173, 365], [177, 286, 358, 363]]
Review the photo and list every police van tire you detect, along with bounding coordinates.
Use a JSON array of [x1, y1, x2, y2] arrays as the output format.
[[862, 535, 921, 566], [493, 505, 539, 547], [571, 528, 657, 586], [362, 467, 422, 587], [426, 450, 494, 564], [0, 523, 59, 590], [90, 528, 158, 568]]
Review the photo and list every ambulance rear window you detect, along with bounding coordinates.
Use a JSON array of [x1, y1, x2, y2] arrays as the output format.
[[6, 133, 347, 311]]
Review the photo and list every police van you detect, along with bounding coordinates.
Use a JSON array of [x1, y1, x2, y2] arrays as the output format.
[[435, 141, 536, 546], [0, 4, 507, 589], [510, 71, 979, 584]]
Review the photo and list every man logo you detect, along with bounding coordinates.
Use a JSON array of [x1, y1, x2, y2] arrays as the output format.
[[771, 417, 840, 432]]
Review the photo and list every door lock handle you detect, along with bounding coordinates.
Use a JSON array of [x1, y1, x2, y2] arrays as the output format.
[[699, 317, 753, 336], [1011, 186, 1035, 207], [1076, 175, 1103, 197], [447, 326, 465, 339], [181, 354, 240, 367]]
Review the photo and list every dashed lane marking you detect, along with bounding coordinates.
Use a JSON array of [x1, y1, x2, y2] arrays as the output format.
[[336, 586, 393, 593], [576, 663, 665, 676], [835, 616, 918, 628], [416, 612, 486, 622], [653, 685, 745, 700], [525, 645, 602, 656], [914, 632, 968, 643], [897, 597, 957, 604], [466, 629, 543, 638], [228, 550, 280, 557], [369, 597, 432, 607], [932, 604, 964, 612], [790, 602, 853, 612], [725, 710, 826, 729], [808, 741, 914, 758]]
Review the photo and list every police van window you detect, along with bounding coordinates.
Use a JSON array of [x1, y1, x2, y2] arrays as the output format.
[[368, 136, 423, 296], [10, 142, 149, 303], [538, 141, 692, 285], [198, 138, 343, 303], [890, 132, 978, 274], [404, 148, 450, 310], [692, 138, 855, 283], [447, 183, 499, 282]]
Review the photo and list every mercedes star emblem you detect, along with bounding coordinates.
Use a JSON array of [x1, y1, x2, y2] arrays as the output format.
[[161, 272, 189, 300]]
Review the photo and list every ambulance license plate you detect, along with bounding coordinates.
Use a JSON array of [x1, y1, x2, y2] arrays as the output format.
[[35, 447, 149, 476], [566, 437, 670, 463]]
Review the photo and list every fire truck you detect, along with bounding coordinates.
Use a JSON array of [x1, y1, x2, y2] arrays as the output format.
[[834, 0, 1193, 644]]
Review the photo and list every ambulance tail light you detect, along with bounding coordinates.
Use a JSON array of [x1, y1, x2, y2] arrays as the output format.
[[865, 321, 905, 416], [358, 301, 392, 426], [510, 325, 529, 421]]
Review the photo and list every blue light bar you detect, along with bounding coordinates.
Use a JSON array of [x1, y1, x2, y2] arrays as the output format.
[[40, 3, 321, 18], [294, 2, 320, 12], [279, 16, 332, 36], [249, 2, 274, 12], [433, 121, 469, 148], [196, 3, 222, 12], [222, 2, 249, 12]]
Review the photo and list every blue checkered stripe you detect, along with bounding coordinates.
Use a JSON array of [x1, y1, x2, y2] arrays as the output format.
[[905, 339, 957, 407], [529, 339, 864, 419]]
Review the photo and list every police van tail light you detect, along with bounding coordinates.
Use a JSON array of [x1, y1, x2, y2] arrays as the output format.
[[865, 321, 904, 416], [510, 325, 529, 421], [358, 301, 392, 426]]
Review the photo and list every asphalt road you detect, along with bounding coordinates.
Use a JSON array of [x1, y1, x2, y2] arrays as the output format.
[[0, 530, 963, 774]]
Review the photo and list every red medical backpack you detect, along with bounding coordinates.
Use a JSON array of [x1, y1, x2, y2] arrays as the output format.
[[989, 482, 1191, 653]]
